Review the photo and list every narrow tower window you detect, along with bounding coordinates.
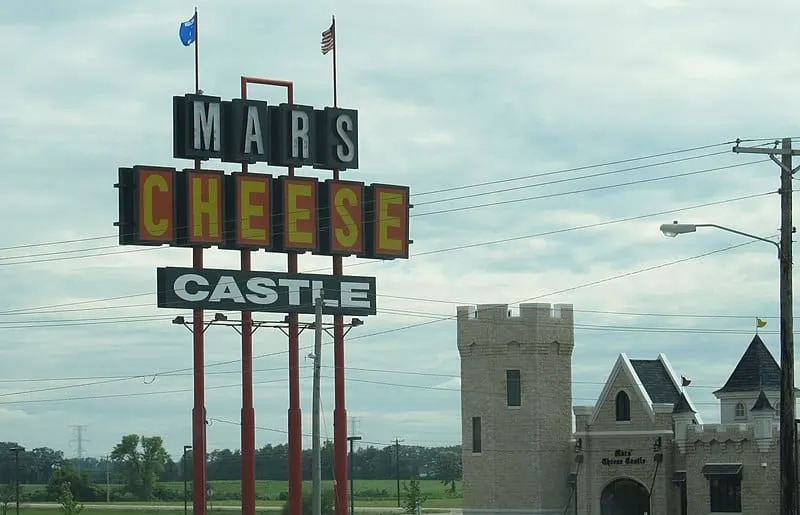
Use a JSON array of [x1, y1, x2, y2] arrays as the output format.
[[471, 416, 482, 453], [507, 369, 521, 407], [615, 391, 631, 421], [734, 402, 745, 419]]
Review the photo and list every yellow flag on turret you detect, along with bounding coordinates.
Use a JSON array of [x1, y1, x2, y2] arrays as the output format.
[[756, 318, 767, 329]]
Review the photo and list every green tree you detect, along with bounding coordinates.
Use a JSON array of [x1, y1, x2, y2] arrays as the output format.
[[402, 479, 427, 514], [0, 483, 13, 515], [57, 482, 84, 515], [110, 435, 169, 500], [47, 464, 97, 502], [433, 451, 461, 494]]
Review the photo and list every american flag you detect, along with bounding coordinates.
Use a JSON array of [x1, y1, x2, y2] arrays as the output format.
[[321, 21, 335, 55]]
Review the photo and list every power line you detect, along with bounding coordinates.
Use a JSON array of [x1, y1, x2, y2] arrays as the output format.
[[0, 371, 769, 410], [0, 237, 773, 399], [0, 157, 768, 266], [0, 139, 769, 254], [0, 189, 777, 316], [0, 361, 768, 395]]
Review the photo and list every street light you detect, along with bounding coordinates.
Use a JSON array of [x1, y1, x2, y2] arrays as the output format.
[[659, 219, 794, 514], [347, 436, 362, 515], [183, 445, 192, 515], [10, 447, 22, 515], [659, 221, 780, 251]]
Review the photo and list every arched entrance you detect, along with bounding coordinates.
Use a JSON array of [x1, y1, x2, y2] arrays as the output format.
[[600, 478, 650, 515]]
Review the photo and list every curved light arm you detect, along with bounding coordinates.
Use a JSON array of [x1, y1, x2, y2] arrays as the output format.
[[660, 222, 780, 251]]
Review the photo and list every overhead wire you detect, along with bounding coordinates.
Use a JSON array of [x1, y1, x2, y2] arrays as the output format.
[[0, 188, 779, 317], [0, 237, 775, 401], [0, 157, 769, 266], [0, 139, 767, 254]]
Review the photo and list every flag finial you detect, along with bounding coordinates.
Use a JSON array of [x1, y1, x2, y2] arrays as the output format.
[[756, 317, 767, 331]]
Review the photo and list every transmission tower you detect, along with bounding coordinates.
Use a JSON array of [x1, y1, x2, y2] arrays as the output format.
[[70, 425, 88, 471]]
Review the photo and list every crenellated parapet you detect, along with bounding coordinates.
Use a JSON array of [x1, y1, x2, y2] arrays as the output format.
[[683, 423, 776, 453], [456, 302, 574, 357]]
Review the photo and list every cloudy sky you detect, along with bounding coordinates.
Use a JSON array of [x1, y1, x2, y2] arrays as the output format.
[[1, 0, 799, 460]]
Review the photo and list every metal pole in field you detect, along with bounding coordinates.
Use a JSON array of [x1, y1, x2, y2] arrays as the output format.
[[11, 447, 21, 515], [183, 445, 192, 515], [312, 296, 324, 515], [106, 455, 110, 503], [394, 439, 402, 508], [347, 436, 361, 515]]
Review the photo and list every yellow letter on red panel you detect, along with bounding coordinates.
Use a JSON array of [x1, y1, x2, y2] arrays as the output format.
[[236, 174, 272, 248], [282, 177, 318, 252], [137, 167, 175, 243], [188, 170, 224, 245], [330, 181, 364, 254], [372, 185, 409, 259]]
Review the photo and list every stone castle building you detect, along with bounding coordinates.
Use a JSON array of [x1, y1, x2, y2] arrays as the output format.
[[457, 302, 786, 515]]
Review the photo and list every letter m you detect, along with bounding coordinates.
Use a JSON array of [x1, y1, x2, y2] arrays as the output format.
[[193, 100, 221, 152]]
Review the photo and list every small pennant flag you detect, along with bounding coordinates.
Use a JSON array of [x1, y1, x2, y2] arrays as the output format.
[[756, 318, 767, 329], [321, 20, 335, 55], [681, 376, 691, 387]]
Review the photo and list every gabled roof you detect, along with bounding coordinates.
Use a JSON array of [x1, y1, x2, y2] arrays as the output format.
[[751, 390, 775, 412], [589, 353, 702, 424], [630, 358, 681, 404], [714, 334, 781, 394]]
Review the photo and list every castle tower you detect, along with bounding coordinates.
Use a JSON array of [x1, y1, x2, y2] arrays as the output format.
[[457, 302, 574, 515]]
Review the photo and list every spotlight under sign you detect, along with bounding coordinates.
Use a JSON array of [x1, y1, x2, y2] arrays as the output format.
[[157, 267, 377, 316]]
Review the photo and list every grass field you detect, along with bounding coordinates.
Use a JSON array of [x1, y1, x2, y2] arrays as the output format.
[[164, 479, 459, 499], [12, 510, 432, 515], [16, 480, 462, 508]]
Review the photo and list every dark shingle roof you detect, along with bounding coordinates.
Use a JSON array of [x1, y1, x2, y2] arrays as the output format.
[[629, 359, 681, 404], [673, 392, 696, 414], [751, 390, 775, 412], [714, 334, 781, 394]]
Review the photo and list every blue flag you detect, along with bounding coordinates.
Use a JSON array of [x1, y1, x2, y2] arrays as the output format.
[[179, 13, 197, 47]]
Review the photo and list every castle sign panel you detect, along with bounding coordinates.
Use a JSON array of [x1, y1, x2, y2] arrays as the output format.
[[156, 266, 376, 316]]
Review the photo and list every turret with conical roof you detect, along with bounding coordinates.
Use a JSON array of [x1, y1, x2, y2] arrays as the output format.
[[714, 334, 781, 423]]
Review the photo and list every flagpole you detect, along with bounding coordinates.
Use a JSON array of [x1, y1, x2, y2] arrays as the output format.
[[327, 12, 350, 515], [194, 7, 200, 93], [187, 7, 207, 515], [332, 15, 338, 107]]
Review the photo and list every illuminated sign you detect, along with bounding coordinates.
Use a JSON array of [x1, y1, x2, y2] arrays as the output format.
[[157, 267, 376, 316], [172, 93, 359, 170], [117, 166, 410, 259]]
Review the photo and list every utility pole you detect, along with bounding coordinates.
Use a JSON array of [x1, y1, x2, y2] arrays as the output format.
[[312, 296, 324, 515], [733, 137, 800, 515], [105, 455, 110, 503], [10, 447, 21, 515], [347, 435, 362, 515], [394, 439, 403, 507]]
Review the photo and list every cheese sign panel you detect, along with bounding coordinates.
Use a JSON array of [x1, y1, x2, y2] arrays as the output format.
[[117, 166, 411, 259], [156, 267, 377, 316]]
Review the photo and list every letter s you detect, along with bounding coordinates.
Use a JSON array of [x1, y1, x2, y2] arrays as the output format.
[[335, 114, 355, 163], [245, 277, 279, 305]]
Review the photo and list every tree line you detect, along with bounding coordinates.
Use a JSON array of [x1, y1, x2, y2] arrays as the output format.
[[0, 438, 462, 502]]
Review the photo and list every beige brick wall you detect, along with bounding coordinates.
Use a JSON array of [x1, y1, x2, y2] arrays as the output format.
[[684, 428, 780, 515], [458, 302, 574, 513]]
